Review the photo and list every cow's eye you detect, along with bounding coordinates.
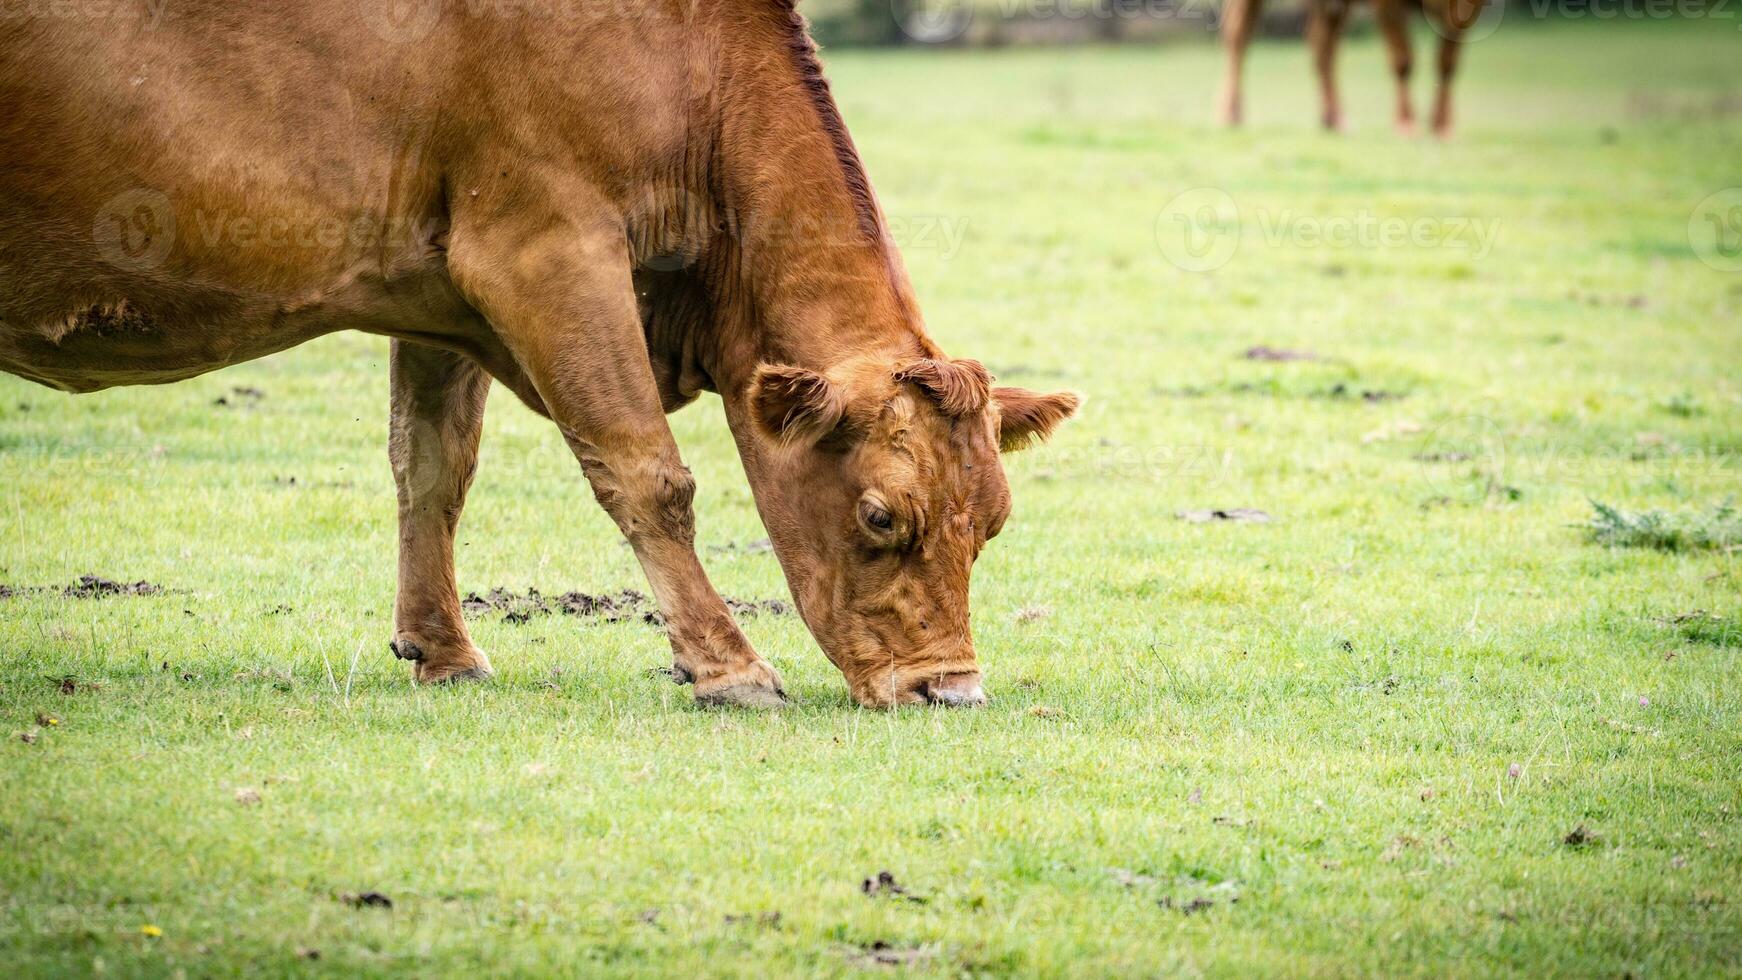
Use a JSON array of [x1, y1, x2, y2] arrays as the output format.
[[859, 496, 896, 538]]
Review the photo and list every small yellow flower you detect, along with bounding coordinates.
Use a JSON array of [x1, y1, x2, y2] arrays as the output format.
[[140, 924, 163, 938]]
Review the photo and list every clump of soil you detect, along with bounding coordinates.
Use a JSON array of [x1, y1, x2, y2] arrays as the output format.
[[1157, 875, 1242, 914], [461, 587, 790, 626], [709, 538, 775, 555], [860, 870, 927, 904], [62, 575, 164, 598], [340, 891, 393, 909], [1178, 508, 1272, 524], [1325, 382, 1405, 403], [851, 942, 935, 968], [213, 385, 265, 408], [1243, 345, 1320, 362]]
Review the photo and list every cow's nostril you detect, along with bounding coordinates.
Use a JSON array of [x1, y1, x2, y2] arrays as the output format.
[[923, 672, 987, 707]]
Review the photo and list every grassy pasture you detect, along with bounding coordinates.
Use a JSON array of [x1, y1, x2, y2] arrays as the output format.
[[3, 13, 1740, 978]]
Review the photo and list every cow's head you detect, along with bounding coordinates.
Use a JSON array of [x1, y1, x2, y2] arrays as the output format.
[[738, 355, 1078, 708]]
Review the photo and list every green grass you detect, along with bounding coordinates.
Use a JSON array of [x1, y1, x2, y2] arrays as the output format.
[[1585, 499, 1741, 552], [4, 14, 1741, 978]]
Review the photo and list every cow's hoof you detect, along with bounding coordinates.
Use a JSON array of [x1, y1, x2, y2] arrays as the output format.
[[419, 663, 494, 685], [407, 645, 494, 685], [693, 659, 786, 709]]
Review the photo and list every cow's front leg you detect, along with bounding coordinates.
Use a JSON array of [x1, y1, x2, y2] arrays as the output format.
[[389, 340, 494, 683], [450, 223, 785, 709]]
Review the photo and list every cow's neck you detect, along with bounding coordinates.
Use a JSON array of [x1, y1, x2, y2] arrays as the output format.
[[693, 2, 937, 402]]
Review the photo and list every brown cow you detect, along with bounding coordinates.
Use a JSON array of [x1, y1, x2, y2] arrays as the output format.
[[1219, 0, 1486, 138], [0, 0, 1079, 708]]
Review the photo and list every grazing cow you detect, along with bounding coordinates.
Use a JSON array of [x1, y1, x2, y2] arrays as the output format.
[[1219, 0, 1485, 137], [0, 0, 1079, 708]]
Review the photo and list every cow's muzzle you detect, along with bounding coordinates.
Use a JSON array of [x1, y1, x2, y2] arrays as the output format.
[[922, 671, 987, 707]]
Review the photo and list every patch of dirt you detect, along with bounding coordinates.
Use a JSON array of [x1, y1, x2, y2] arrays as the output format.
[[708, 538, 774, 555], [461, 587, 790, 626], [850, 942, 936, 968], [340, 891, 393, 909], [1325, 382, 1405, 404], [860, 870, 926, 904], [1382, 834, 1422, 862], [56, 677, 98, 695], [234, 787, 262, 807], [723, 596, 794, 619], [62, 575, 164, 599], [1014, 605, 1050, 624], [1110, 868, 1159, 888], [1156, 875, 1242, 914], [722, 911, 782, 929], [1563, 825, 1599, 848], [1243, 345, 1320, 362], [1664, 610, 1740, 648], [213, 385, 265, 408], [0, 584, 13, 599], [1178, 508, 1272, 524]]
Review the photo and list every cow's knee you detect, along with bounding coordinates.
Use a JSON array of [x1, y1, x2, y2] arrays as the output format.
[[584, 449, 698, 544]]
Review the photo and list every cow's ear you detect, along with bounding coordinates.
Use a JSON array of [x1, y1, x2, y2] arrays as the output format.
[[750, 364, 847, 446], [994, 387, 1081, 452], [895, 358, 992, 417]]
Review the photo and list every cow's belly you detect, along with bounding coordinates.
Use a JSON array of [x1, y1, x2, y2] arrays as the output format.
[[0, 262, 462, 393]]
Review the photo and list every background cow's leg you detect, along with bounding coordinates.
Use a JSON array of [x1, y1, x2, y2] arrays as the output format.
[[1217, 0, 1264, 127], [389, 340, 494, 683], [1374, 0, 1416, 136], [449, 222, 786, 709], [1306, 0, 1349, 132], [1429, 15, 1467, 138]]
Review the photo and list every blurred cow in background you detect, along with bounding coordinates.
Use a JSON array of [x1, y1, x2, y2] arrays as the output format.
[[1220, 0, 1487, 137]]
